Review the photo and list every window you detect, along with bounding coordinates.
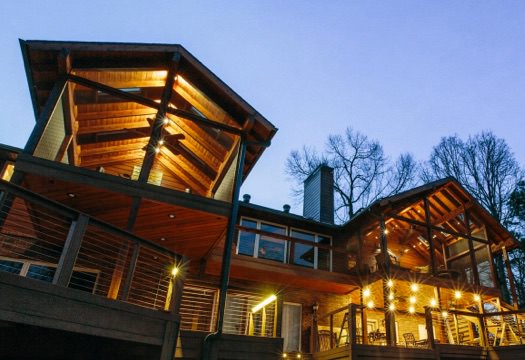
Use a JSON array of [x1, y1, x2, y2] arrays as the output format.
[[237, 218, 332, 270], [258, 223, 286, 262], [0, 256, 99, 293]]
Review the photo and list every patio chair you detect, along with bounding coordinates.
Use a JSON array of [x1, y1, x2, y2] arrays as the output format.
[[318, 330, 336, 351], [403, 332, 428, 347]]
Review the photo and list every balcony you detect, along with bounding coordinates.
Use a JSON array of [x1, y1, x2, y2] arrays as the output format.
[[0, 180, 182, 359]]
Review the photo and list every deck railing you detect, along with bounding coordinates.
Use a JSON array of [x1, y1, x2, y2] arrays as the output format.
[[313, 303, 525, 354], [0, 180, 183, 313]]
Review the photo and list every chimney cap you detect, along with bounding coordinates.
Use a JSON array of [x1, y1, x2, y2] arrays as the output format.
[[283, 204, 291, 213], [242, 194, 251, 203]]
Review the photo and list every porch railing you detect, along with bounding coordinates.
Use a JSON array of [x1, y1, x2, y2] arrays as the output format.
[[312, 304, 525, 354], [0, 180, 183, 313]]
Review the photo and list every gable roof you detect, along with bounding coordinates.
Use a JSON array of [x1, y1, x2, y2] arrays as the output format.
[[345, 177, 518, 251], [20, 40, 277, 195]]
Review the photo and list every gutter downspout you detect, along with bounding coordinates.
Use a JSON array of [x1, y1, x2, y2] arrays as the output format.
[[202, 139, 270, 359]]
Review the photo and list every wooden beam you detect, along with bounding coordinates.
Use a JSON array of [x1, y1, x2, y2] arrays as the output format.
[[69, 74, 243, 135], [52, 214, 90, 286], [15, 154, 230, 216]]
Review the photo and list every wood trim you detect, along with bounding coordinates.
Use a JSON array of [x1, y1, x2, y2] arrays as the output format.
[[15, 154, 230, 217]]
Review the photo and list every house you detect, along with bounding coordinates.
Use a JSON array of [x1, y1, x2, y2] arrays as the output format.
[[0, 40, 524, 360]]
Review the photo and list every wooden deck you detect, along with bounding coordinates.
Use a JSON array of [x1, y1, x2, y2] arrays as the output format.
[[311, 343, 525, 360]]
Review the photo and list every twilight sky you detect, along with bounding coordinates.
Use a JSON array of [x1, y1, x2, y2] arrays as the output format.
[[0, 1, 524, 214]]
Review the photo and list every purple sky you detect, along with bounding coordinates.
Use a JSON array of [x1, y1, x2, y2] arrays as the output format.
[[0, 1, 524, 214]]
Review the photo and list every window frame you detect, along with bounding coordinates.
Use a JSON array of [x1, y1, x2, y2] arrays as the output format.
[[237, 217, 332, 271]]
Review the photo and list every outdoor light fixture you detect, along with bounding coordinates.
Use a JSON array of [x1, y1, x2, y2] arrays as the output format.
[[158, 139, 165, 146], [363, 288, 371, 298], [410, 283, 419, 292], [282, 354, 287, 358], [384, 229, 389, 235], [388, 292, 394, 301], [155, 147, 161, 154], [409, 296, 416, 304], [367, 301, 374, 309], [454, 291, 462, 299], [441, 311, 448, 318], [296, 354, 301, 359], [163, 117, 170, 125], [168, 213, 176, 219], [387, 279, 394, 287], [67, 192, 76, 198], [389, 303, 396, 311], [252, 294, 277, 313], [408, 306, 415, 314], [430, 298, 437, 307], [171, 266, 179, 277], [474, 294, 481, 302]]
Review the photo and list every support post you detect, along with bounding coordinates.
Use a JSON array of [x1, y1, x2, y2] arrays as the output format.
[[350, 304, 357, 345], [118, 242, 140, 301], [53, 214, 90, 286], [215, 140, 247, 334], [465, 210, 480, 285], [423, 197, 437, 275], [502, 246, 519, 308], [424, 307, 435, 349]]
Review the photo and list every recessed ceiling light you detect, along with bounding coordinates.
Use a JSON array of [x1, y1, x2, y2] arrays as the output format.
[[67, 193, 76, 198], [160, 237, 166, 241], [168, 213, 176, 219]]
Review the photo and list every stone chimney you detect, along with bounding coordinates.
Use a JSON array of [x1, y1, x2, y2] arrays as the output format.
[[303, 165, 334, 224]]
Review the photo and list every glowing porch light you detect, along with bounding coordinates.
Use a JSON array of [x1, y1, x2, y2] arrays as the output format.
[[170, 266, 179, 277], [474, 294, 481, 302], [389, 303, 396, 311], [367, 300, 374, 309], [430, 298, 437, 307], [409, 296, 416, 304], [454, 291, 462, 299], [363, 288, 371, 298], [410, 283, 419, 292], [387, 279, 394, 287], [252, 294, 277, 313], [408, 306, 415, 314]]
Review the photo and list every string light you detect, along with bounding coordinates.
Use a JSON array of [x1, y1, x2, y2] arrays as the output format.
[[474, 294, 481, 302], [441, 311, 448, 318], [408, 306, 415, 314], [454, 291, 462, 299], [367, 301, 374, 309], [388, 292, 394, 301], [170, 266, 179, 277], [389, 303, 396, 311], [387, 279, 394, 287], [410, 283, 419, 292], [430, 298, 437, 307], [363, 288, 371, 298], [409, 296, 416, 304]]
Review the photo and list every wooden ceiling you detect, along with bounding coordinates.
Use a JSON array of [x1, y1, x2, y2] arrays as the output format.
[[21, 174, 228, 259], [21, 40, 277, 198], [359, 179, 517, 255]]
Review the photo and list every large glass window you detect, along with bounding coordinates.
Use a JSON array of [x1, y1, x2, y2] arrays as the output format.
[[237, 218, 332, 270], [238, 219, 258, 256], [475, 246, 495, 287], [258, 223, 286, 262], [290, 230, 315, 268]]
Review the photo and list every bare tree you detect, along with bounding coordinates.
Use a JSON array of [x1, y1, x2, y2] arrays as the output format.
[[422, 131, 523, 225], [286, 127, 418, 223]]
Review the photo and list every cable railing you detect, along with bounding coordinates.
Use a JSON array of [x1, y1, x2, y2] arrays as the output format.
[[0, 180, 182, 314]]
